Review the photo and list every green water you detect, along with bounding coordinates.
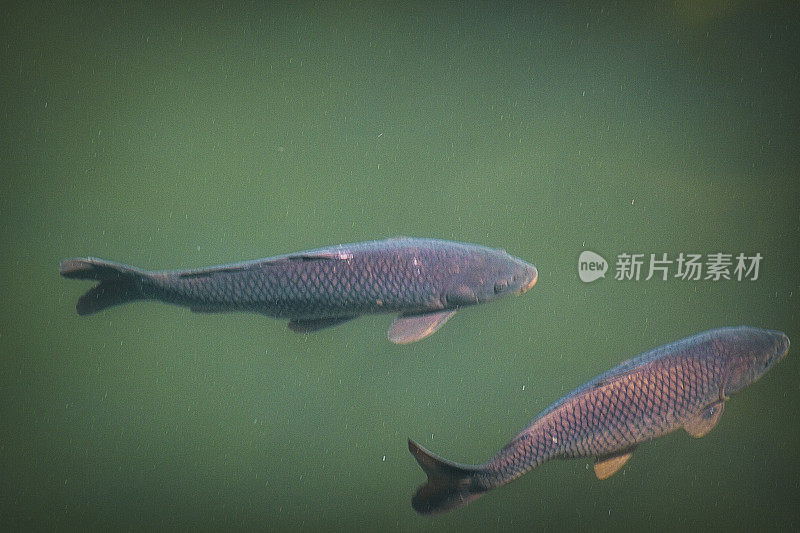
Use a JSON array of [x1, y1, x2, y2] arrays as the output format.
[[2, 2, 798, 531]]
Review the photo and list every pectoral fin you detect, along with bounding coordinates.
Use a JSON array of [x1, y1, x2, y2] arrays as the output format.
[[388, 310, 457, 344], [684, 400, 725, 438], [288, 316, 357, 333], [594, 449, 634, 480]]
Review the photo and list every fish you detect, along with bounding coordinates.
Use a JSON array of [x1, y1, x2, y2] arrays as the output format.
[[409, 325, 790, 514], [59, 237, 538, 344]]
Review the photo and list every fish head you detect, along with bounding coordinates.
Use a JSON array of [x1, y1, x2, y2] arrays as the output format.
[[721, 326, 789, 396], [443, 252, 538, 307], [507, 255, 539, 296]]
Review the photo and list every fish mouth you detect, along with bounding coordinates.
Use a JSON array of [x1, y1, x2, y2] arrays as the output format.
[[517, 267, 538, 294], [774, 331, 790, 362]]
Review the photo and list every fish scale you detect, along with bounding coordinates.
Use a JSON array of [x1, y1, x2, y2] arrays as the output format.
[[409, 326, 789, 514], [152, 251, 419, 315]]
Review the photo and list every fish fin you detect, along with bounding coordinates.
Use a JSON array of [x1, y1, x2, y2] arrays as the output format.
[[445, 285, 478, 306], [179, 264, 253, 278], [60, 257, 143, 280], [287, 316, 357, 333], [408, 438, 486, 515], [684, 400, 725, 438], [177, 253, 341, 279], [60, 258, 145, 315], [280, 252, 340, 261], [388, 310, 456, 344], [594, 448, 635, 480]]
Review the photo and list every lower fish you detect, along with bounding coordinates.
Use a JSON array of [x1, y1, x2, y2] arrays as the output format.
[[60, 237, 537, 344], [409, 325, 789, 513]]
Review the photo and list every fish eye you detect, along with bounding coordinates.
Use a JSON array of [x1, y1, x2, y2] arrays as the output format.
[[494, 280, 509, 294]]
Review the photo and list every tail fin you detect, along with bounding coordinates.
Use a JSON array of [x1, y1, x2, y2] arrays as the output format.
[[408, 438, 487, 515], [59, 258, 146, 315]]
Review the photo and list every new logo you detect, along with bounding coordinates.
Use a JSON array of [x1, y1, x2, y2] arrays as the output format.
[[578, 251, 608, 282]]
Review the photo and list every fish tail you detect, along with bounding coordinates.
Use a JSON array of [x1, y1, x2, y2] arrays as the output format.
[[408, 438, 487, 515], [60, 258, 147, 315]]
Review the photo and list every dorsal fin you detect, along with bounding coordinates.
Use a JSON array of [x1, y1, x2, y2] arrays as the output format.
[[178, 264, 251, 278], [281, 252, 340, 262], [177, 253, 339, 279]]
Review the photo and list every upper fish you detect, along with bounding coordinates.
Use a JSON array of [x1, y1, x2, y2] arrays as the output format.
[[409, 325, 790, 513], [59, 237, 538, 344]]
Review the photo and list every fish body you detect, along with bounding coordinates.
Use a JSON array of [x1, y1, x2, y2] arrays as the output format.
[[409, 326, 790, 513], [60, 237, 537, 344]]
